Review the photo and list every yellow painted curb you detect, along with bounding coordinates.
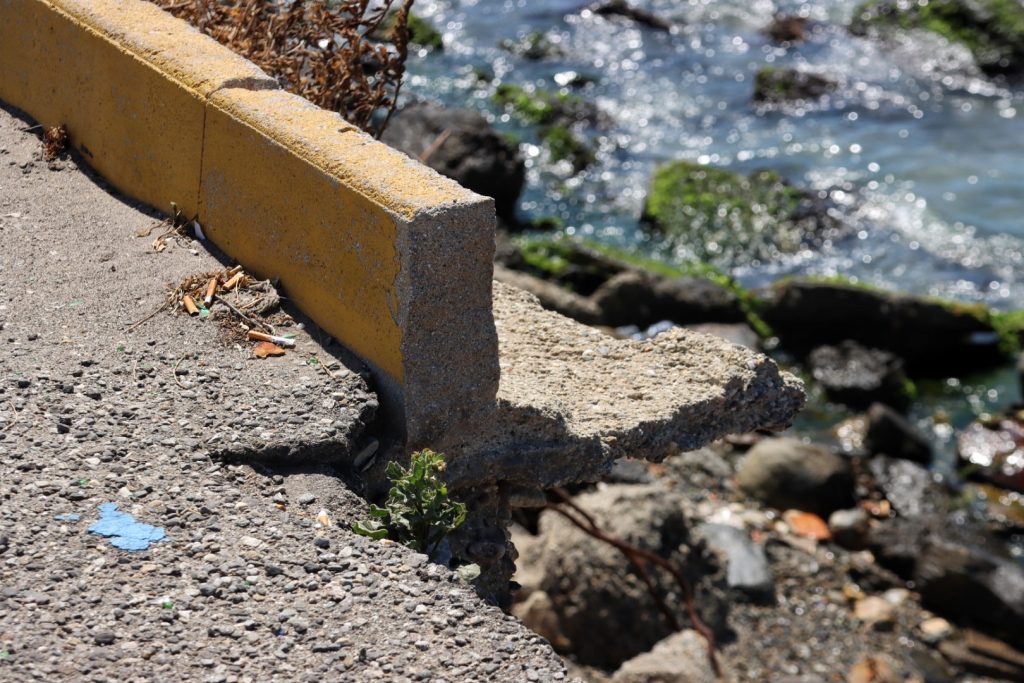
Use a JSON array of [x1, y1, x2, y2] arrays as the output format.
[[0, 0, 500, 446]]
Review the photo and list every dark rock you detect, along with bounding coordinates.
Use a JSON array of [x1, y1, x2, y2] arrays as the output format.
[[916, 535, 1024, 648], [864, 403, 932, 464], [958, 412, 1024, 493], [529, 484, 727, 668], [828, 508, 870, 550], [381, 102, 525, 218], [1018, 352, 1024, 396], [590, 1, 673, 32], [696, 523, 773, 600], [761, 280, 1006, 375], [808, 342, 911, 411], [736, 438, 854, 516], [753, 67, 837, 104], [764, 15, 809, 43], [591, 270, 745, 328], [92, 630, 116, 646]]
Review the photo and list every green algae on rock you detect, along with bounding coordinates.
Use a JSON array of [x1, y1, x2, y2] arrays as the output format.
[[493, 84, 594, 126], [851, 0, 1024, 77], [640, 160, 826, 266], [540, 124, 596, 172], [753, 66, 837, 104]]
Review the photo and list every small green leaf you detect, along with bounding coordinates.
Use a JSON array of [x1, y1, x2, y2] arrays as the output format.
[[161, 601, 174, 610]]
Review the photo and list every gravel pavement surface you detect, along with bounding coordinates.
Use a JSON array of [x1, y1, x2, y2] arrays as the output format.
[[0, 102, 569, 682]]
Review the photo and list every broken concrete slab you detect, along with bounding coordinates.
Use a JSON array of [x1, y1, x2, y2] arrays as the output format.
[[445, 283, 804, 490]]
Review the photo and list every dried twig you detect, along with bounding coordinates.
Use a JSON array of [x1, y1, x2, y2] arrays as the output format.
[[545, 487, 722, 677], [151, 0, 415, 136]]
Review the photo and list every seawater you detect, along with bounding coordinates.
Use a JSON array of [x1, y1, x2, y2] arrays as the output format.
[[400, 0, 1024, 483]]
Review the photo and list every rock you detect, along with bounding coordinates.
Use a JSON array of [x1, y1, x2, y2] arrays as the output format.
[[762, 279, 1007, 375], [915, 535, 1024, 648], [684, 323, 760, 350], [847, 657, 900, 683], [381, 101, 525, 218], [92, 630, 116, 646], [695, 523, 774, 600], [808, 343, 911, 411], [919, 616, 953, 643], [753, 67, 837, 104], [736, 438, 854, 516], [640, 161, 839, 267], [1018, 352, 1024, 396], [610, 630, 718, 683], [529, 484, 727, 668], [851, 0, 1024, 77], [297, 492, 316, 505], [493, 264, 602, 325], [828, 508, 870, 550], [863, 403, 932, 464], [854, 596, 896, 631], [590, 1, 673, 32], [511, 590, 571, 651], [958, 412, 1024, 493], [591, 270, 745, 328], [783, 509, 831, 541], [939, 630, 1024, 680], [764, 15, 808, 43], [868, 456, 944, 519], [493, 84, 601, 128], [498, 31, 566, 60]]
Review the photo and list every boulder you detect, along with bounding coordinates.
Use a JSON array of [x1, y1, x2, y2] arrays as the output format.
[[381, 101, 525, 218], [591, 270, 745, 328], [753, 67, 837, 104], [640, 161, 839, 267], [761, 280, 1007, 374], [610, 630, 718, 683], [864, 402, 932, 464], [528, 484, 727, 668], [695, 523, 774, 601], [736, 438, 854, 516], [808, 342, 911, 411], [851, 0, 1024, 78], [958, 412, 1024, 493]]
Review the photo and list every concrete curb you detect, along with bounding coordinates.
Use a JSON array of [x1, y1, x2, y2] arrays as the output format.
[[0, 0, 500, 446]]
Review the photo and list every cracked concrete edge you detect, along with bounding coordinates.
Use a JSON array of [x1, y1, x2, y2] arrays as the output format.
[[0, 0, 501, 446], [444, 283, 806, 491]]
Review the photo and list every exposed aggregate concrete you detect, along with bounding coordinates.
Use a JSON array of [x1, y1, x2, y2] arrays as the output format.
[[0, 102, 569, 682]]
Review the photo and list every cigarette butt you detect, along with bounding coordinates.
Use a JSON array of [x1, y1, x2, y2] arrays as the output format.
[[247, 330, 296, 348], [203, 278, 218, 306], [222, 272, 244, 291], [182, 295, 199, 316], [227, 265, 244, 277]]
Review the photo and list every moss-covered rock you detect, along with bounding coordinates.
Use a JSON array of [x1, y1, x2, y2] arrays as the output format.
[[640, 161, 831, 266], [493, 84, 596, 126], [499, 31, 566, 60], [540, 125, 596, 172], [762, 278, 1020, 374], [502, 236, 771, 335], [753, 67, 837, 104], [851, 0, 1024, 77]]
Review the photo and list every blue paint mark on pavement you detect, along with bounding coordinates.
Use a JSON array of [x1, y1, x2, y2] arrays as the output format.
[[54, 513, 81, 522], [88, 503, 166, 551]]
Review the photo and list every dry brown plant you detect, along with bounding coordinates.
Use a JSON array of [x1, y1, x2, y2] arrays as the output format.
[[151, 0, 413, 135]]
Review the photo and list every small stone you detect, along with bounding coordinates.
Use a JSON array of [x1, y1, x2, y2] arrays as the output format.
[[854, 596, 896, 631], [919, 617, 953, 643], [93, 630, 116, 646], [828, 508, 870, 550], [314, 537, 330, 549], [297, 492, 316, 505]]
